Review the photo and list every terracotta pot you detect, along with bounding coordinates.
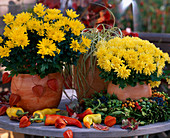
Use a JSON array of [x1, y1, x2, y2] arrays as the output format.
[[11, 72, 63, 113], [74, 55, 108, 100], [107, 82, 152, 102]]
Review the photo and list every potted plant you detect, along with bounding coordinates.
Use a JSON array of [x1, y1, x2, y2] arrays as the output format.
[[74, 24, 123, 100], [0, 3, 91, 113], [95, 36, 170, 101]]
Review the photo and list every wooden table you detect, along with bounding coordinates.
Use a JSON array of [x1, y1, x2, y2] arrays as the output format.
[[0, 89, 170, 138]]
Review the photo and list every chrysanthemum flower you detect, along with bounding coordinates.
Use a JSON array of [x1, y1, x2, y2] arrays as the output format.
[[33, 3, 46, 17], [70, 39, 80, 52], [3, 13, 14, 24], [37, 38, 60, 58], [66, 9, 79, 19]]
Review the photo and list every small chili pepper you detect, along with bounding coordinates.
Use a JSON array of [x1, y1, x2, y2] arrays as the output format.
[[33, 108, 60, 123], [104, 116, 116, 127], [65, 104, 74, 117], [6, 107, 28, 118], [83, 114, 101, 128], [0, 106, 8, 116], [55, 118, 67, 129], [19, 116, 31, 128], [63, 129, 73, 138]]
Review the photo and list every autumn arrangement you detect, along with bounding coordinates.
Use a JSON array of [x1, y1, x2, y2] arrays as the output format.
[[0, 2, 170, 138]]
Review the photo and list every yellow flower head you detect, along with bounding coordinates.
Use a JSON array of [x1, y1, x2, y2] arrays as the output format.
[[14, 12, 32, 25], [149, 80, 161, 88], [81, 36, 91, 48], [33, 3, 46, 17], [66, 9, 79, 19], [70, 39, 80, 52], [115, 65, 131, 79], [0, 36, 3, 43], [3, 13, 14, 24], [37, 38, 60, 58], [0, 46, 11, 58], [44, 9, 63, 22]]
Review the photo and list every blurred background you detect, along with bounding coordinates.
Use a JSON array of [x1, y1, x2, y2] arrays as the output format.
[[0, 0, 169, 33]]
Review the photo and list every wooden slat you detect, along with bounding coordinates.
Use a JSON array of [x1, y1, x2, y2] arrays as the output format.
[[138, 32, 170, 43]]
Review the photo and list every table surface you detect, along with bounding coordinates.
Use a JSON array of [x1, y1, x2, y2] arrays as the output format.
[[0, 89, 170, 138]]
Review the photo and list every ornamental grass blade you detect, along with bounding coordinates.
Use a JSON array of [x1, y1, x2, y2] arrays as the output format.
[[32, 85, 44, 97], [9, 93, 21, 107], [47, 79, 59, 92], [2, 72, 12, 84]]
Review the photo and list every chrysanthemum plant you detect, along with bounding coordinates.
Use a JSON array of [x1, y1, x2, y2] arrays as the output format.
[[0, 4, 91, 78], [95, 36, 170, 89]]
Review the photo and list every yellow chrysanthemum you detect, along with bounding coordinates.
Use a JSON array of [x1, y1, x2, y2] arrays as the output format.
[[68, 19, 85, 36], [79, 44, 88, 53], [0, 46, 11, 58], [115, 65, 131, 79], [66, 9, 79, 19], [44, 9, 63, 22], [149, 80, 161, 88], [37, 38, 60, 58], [0, 36, 3, 43], [81, 36, 91, 48], [3, 26, 12, 37], [33, 3, 46, 17], [70, 39, 80, 52], [14, 12, 32, 25], [51, 30, 65, 42], [3, 13, 14, 24], [166, 78, 170, 84], [5, 40, 15, 49], [134, 61, 145, 74]]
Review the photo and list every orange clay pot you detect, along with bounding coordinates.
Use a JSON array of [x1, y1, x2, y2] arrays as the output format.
[[11, 73, 63, 113], [74, 55, 108, 100], [107, 82, 152, 102]]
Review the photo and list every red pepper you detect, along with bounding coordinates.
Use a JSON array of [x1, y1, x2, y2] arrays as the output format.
[[0, 106, 7, 116], [60, 116, 82, 128], [104, 116, 116, 127], [44, 115, 82, 128], [44, 114, 60, 126], [76, 108, 93, 121], [19, 116, 31, 128], [63, 129, 73, 138], [65, 104, 74, 117], [55, 118, 67, 129]]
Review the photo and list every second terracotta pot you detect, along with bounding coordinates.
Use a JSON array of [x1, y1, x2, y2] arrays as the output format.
[[107, 82, 152, 102]]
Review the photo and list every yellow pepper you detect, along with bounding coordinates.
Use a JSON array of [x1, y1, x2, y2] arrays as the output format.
[[33, 108, 60, 123], [6, 107, 28, 118], [83, 114, 102, 128]]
